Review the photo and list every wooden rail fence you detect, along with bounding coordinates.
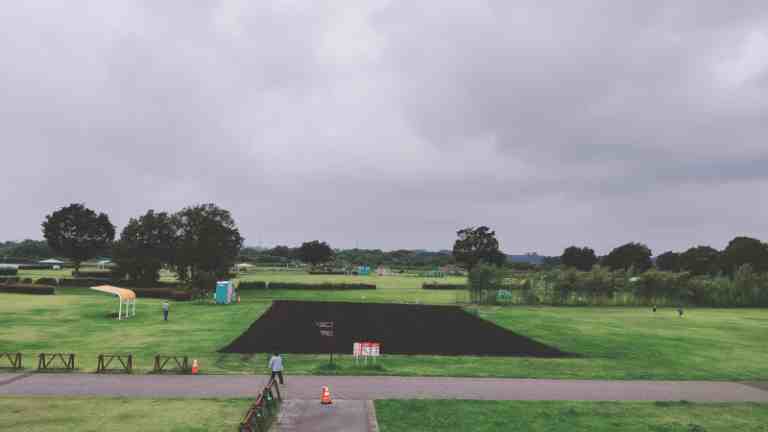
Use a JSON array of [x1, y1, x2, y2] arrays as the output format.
[[38, 353, 76, 371], [97, 354, 133, 373], [153, 355, 189, 373], [239, 379, 282, 432], [0, 352, 22, 369]]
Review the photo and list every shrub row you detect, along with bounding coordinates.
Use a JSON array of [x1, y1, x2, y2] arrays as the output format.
[[238, 281, 267, 290], [56, 277, 113, 287], [0, 283, 55, 295], [131, 288, 192, 301], [19, 264, 62, 270], [308, 271, 347, 275], [0, 267, 18, 276], [239, 281, 376, 290], [271, 282, 376, 290], [73, 270, 113, 278], [422, 282, 467, 290], [35, 277, 59, 286], [0, 276, 21, 284]]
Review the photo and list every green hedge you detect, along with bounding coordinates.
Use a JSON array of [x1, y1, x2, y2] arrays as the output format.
[[238, 281, 267, 290], [0, 276, 21, 284], [267, 282, 376, 290], [73, 270, 113, 278], [57, 277, 113, 287], [35, 277, 59, 286], [131, 288, 192, 301], [0, 283, 55, 295], [0, 267, 18, 276], [422, 282, 467, 290]]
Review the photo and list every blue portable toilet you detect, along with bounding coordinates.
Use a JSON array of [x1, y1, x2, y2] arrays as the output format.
[[215, 281, 233, 304]]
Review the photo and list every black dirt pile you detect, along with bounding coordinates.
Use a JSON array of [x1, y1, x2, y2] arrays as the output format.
[[219, 300, 570, 357]]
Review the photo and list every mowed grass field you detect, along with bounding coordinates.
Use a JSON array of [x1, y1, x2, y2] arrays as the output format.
[[1, 270, 767, 379], [375, 400, 768, 432], [0, 396, 251, 432]]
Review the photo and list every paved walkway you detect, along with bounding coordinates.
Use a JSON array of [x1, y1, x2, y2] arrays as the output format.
[[2, 373, 768, 402]]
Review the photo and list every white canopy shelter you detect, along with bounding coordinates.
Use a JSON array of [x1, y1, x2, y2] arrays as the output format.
[[90, 285, 137, 320]]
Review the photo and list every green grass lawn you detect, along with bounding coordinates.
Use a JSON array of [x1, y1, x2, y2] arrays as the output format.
[[0, 396, 251, 432], [2, 270, 768, 380], [375, 400, 768, 432]]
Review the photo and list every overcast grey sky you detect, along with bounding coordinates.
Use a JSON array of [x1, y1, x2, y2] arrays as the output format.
[[2, 1, 767, 255]]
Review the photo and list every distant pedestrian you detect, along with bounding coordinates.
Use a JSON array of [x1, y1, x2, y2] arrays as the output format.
[[268, 353, 285, 385], [677, 306, 684, 317], [652, 305, 657, 313], [162, 301, 169, 321]]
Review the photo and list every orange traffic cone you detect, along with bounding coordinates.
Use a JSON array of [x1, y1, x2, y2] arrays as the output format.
[[320, 386, 332, 405], [191, 359, 199, 375]]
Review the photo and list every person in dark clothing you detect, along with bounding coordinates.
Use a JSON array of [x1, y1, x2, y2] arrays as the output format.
[[652, 305, 657, 313], [677, 306, 684, 317], [162, 301, 169, 321]]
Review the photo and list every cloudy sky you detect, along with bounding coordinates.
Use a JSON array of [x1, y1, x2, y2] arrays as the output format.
[[2, 1, 767, 255]]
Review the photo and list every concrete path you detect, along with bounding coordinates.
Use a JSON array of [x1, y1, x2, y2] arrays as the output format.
[[274, 400, 376, 432], [1, 373, 768, 402]]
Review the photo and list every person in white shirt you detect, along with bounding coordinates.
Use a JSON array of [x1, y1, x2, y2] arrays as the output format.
[[268, 353, 284, 384]]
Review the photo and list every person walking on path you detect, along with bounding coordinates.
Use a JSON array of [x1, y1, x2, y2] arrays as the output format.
[[268, 353, 285, 385], [162, 301, 169, 321]]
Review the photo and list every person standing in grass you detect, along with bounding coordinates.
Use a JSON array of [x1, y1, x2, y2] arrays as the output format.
[[268, 353, 285, 384], [162, 301, 170, 321]]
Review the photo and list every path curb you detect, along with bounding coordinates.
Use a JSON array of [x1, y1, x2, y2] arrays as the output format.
[[366, 400, 380, 432]]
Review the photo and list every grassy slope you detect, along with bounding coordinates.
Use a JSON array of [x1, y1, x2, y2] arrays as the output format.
[[2, 270, 767, 379], [375, 400, 768, 432], [0, 397, 250, 432]]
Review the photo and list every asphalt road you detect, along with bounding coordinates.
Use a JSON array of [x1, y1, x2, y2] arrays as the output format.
[[2, 373, 768, 402]]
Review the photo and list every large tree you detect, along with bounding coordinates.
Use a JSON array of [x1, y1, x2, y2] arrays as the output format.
[[113, 210, 177, 284], [655, 251, 681, 272], [601, 242, 652, 272], [452, 226, 506, 271], [42, 203, 115, 272], [561, 246, 598, 271], [173, 204, 243, 287], [679, 245, 721, 276], [297, 240, 334, 266], [720, 236, 768, 275]]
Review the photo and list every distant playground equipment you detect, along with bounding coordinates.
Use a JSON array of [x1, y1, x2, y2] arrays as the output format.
[[376, 266, 391, 276], [357, 265, 371, 276], [90, 285, 137, 320], [215, 280, 236, 304]]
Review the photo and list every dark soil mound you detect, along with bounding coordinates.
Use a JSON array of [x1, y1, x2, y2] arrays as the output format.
[[219, 300, 570, 357]]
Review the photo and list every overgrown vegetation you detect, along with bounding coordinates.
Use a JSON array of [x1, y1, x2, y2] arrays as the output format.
[[469, 265, 768, 307]]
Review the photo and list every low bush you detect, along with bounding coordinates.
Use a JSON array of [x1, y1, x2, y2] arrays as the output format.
[[268, 282, 376, 290], [18, 264, 61, 270], [131, 288, 192, 301], [0, 283, 55, 295], [73, 270, 113, 278], [422, 282, 466, 290], [0, 277, 21, 284], [35, 277, 60, 286], [0, 266, 18, 276], [308, 271, 347, 275], [57, 277, 113, 287], [238, 281, 267, 290]]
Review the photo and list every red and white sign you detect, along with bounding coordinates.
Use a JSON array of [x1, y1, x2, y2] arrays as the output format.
[[353, 342, 381, 362]]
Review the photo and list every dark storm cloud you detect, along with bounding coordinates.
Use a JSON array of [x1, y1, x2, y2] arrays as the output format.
[[2, 1, 767, 255]]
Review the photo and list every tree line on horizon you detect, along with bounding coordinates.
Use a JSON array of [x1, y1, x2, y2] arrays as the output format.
[[4, 205, 768, 284]]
